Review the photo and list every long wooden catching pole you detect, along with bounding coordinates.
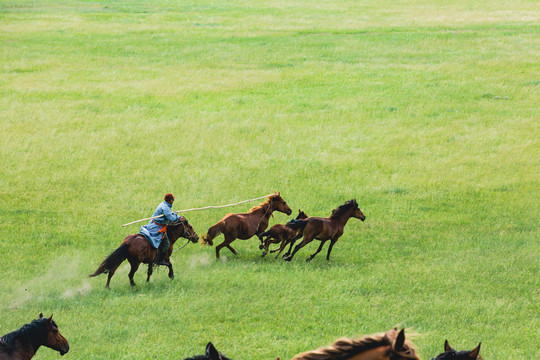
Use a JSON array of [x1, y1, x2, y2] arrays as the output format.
[[122, 193, 276, 227]]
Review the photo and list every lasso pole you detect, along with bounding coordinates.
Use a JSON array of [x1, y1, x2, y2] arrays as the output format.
[[121, 193, 276, 227]]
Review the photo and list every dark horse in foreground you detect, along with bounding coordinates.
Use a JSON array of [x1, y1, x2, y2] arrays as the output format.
[[183, 342, 232, 360], [431, 340, 482, 360], [291, 327, 419, 360], [258, 209, 308, 258], [201, 193, 292, 259], [89, 219, 199, 288], [0, 313, 69, 360], [283, 199, 365, 262]]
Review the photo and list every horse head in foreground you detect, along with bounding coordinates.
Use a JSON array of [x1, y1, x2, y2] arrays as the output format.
[[89, 218, 199, 288], [0, 313, 69, 360], [201, 193, 292, 259], [291, 327, 418, 360], [183, 342, 232, 360], [431, 340, 482, 360]]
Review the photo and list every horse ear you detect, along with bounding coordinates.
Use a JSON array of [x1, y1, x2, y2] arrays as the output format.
[[469, 343, 481, 359], [47, 314, 53, 325], [444, 340, 453, 352], [394, 329, 406, 350], [206, 342, 220, 360], [39, 313, 44, 318]]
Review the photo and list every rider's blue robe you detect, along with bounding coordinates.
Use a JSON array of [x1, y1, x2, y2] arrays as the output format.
[[139, 201, 180, 248]]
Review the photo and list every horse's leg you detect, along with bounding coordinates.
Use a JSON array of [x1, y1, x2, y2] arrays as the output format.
[[306, 240, 327, 262], [326, 236, 340, 261], [146, 264, 153, 283], [284, 235, 314, 261], [216, 233, 236, 259], [283, 233, 302, 257], [105, 262, 123, 289], [127, 258, 140, 286], [167, 261, 174, 279], [262, 235, 281, 258]]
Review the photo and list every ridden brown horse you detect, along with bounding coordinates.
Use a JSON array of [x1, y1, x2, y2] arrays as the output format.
[[258, 209, 308, 258], [201, 193, 292, 259], [0, 313, 69, 360], [291, 327, 419, 360], [283, 199, 365, 262], [431, 340, 482, 360], [183, 342, 232, 360], [89, 219, 199, 288]]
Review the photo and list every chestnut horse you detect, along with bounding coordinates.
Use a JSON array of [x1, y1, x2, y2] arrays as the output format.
[[258, 209, 308, 258], [183, 342, 232, 360], [89, 219, 199, 288], [0, 313, 69, 360], [431, 340, 482, 360], [291, 327, 419, 360], [201, 193, 292, 259], [283, 199, 365, 262]]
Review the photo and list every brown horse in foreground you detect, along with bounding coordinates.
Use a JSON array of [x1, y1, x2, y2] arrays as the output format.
[[431, 340, 482, 360], [258, 209, 308, 258], [201, 193, 292, 259], [0, 314, 69, 360], [291, 327, 419, 360], [89, 219, 199, 288], [283, 199, 365, 262]]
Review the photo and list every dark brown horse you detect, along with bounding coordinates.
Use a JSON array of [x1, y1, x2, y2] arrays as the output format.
[[431, 340, 482, 360], [258, 209, 308, 258], [89, 219, 199, 288], [183, 342, 232, 360], [283, 199, 365, 262], [201, 193, 292, 259], [0, 313, 69, 360], [291, 327, 419, 360]]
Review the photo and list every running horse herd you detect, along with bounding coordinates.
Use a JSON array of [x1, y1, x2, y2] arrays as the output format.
[[1, 194, 483, 359]]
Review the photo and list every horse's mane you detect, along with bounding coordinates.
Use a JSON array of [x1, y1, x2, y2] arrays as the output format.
[[249, 195, 281, 212], [0, 318, 49, 351], [330, 199, 358, 219], [292, 329, 414, 360]]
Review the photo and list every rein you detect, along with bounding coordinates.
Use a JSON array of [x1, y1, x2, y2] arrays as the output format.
[[172, 221, 193, 253]]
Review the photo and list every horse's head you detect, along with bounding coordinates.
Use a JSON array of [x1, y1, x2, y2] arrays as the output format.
[[351, 199, 366, 221], [431, 340, 482, 360], [184, 342, 232, 360], [296, 209, 308, 219], [180, 218, 200, 243], [270, 193, 292, 216], [385, 328, 420, 360], [40, 313, 69, 356]]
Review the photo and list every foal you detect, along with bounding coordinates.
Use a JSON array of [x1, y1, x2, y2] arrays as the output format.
[[258, 209, 308, 258]]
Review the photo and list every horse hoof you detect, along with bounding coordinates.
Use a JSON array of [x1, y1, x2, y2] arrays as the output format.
[[283, 256, 292, 262], [169, 275, 174, 280], [259, 244, 264, 250]]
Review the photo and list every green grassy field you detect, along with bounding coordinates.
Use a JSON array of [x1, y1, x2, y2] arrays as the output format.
[[1, 0, 539, 359]]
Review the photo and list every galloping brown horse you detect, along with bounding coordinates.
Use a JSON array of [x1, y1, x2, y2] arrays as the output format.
[[89, 219, 199, 288], [201, 193, 292, 259], [431, 340, 482, 360], [283, 199, 365, 262], [0, 313, 69, 360], [258, 209, 308, 258], [291, 327, 419, 360]]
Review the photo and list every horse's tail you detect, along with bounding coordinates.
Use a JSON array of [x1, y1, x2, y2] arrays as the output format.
[[287, 219, 308, 231], [201, 221, 225, 246], [258, 228, 274, 241], [88, 243, 129, 277]]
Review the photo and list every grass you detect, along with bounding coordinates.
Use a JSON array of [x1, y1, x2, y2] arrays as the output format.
[[0, 0, 539, 359]]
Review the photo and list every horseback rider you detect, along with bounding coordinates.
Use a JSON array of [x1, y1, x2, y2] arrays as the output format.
[[139, 193, 184, 266]]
